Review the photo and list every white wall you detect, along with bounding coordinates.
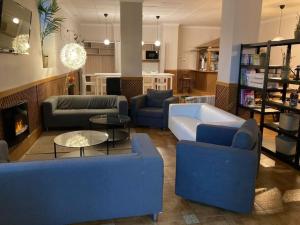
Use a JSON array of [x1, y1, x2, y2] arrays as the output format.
[[178, 26, 220, 70], [162, 24, 179, 70], [80, 23, 180, 72], [259, 15, 300, 69], [0, 0, 79, 91]]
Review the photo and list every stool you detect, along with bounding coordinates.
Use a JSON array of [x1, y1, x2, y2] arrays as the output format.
[[180, 77, 192, 93], [82, 74, 98, 95]]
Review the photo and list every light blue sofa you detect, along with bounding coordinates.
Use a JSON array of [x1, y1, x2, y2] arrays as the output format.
[[175, 119, 261, 213], [0, 134, 163, 225]]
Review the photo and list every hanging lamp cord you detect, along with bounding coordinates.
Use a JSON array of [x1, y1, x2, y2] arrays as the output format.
[[278, 4, 285, 35]]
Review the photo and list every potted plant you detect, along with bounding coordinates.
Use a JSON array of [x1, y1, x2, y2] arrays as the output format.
[[38, 0, 64, 68], [67, 74, 75, 95], [295, 14, 300, 40]]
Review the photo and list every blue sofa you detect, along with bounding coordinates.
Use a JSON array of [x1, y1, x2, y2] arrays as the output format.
[[0, 134, 163, 225], [42, 95, 128, 130], [175, 119, 261, 213], [131, 89, 179, 129]]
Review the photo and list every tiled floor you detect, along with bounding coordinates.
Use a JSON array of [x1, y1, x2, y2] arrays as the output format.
[[23, 128, 300, 225]]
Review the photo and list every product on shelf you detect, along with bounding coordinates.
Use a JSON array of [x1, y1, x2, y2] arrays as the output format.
[[241, 54, 260, 65], [276, 135, 297, 156], [240, 89, 255, 107]]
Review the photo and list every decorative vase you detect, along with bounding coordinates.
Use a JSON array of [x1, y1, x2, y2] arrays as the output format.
[[260, 53, 267, 66], [42, 55, 48, 68], [289, 91, 298, 107], [68, 85, 75, 95]]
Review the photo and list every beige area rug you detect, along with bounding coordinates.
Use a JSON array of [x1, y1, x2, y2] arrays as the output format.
[[19, 129, 135, 162]]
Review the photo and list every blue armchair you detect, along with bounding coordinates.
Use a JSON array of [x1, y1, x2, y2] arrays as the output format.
[[131, 89, 179, 129], [175, 119, 261, 213]]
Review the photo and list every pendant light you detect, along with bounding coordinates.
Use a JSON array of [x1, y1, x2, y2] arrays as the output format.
[[272, 4, 285, 41], [104, 13, 110, 45], [154, 16, 161, 47]]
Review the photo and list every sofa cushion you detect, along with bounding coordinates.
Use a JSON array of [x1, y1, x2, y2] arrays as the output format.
[[137, 107, 163, 118], [54, 108, 118, 116], [232, 120, 257, 150], [198, 104, 243, 126], [169, 116, 201, 141], [57, 96, 117, 109], [146, 89, 173, 108]]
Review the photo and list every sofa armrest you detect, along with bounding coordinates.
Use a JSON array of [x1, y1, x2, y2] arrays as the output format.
[[169, 103, 202, 118], [162, 96, 179, 128], [0, 140, 9, 163], [43, 96, 58, 114], [176, 140, 257, 213], [117, 95, 128, 115], [196, 124, 238, 146], [42, 96, 58, 130], [130, 95, 147, 119]]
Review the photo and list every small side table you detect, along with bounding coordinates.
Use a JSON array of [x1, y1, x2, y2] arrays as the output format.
[[89, 114, 131, 148], [53, 130, 109, 158]]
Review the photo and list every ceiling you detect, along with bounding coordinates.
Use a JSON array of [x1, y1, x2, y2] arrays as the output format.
[[59, 0, 300, 26]]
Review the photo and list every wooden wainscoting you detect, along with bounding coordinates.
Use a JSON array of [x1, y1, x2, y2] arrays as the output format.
[[215, 81, 238, 113], [0, 70, 80, 160], [121, 77, 143, 102]]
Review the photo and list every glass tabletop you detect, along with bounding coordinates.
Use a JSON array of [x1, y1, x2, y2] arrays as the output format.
[[54, 130, 108, 148], [89, 114, 131, 126]]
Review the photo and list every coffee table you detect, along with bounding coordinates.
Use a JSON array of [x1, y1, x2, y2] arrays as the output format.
[[89, 114, 131, 147], [53, 130, 109, 158]]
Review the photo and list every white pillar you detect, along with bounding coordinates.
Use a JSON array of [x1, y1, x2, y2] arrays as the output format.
[[120, 0, 143, 77], [216, 0, 262, 112], [218, 0, 262, 84], [162, 24, 179, 71]]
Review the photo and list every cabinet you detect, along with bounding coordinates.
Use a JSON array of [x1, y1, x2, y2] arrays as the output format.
[[83, 42, 115, 74], [195, 39, 219, 72]]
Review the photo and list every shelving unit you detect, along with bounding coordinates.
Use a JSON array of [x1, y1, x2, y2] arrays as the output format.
[[142, 43, 161, 72], [83, 42, 116, 74], [236, 38, 300, 169], [195, 39, 219, 72]]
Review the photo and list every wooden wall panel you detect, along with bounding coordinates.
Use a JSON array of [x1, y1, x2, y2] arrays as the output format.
[[121, 77, 143, 103], [215, 81, 238, 113], [85, 55, 115, 74]]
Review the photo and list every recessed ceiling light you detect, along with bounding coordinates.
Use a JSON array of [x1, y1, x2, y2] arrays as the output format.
[[12, 17, 20, 24]]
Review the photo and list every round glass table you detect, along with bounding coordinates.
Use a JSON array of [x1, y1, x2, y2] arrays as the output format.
[[89, 114, 131, 147], [53, 130, 109, 158]]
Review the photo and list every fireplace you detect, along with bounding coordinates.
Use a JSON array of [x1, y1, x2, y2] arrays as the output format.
[[2, 101, 29, 147]]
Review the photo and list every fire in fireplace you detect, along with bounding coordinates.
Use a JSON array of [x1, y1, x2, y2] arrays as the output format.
[[1, 101, 29, 147], [15, 118, 28, 136]]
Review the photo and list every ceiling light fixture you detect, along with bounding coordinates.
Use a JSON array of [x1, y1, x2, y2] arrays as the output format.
[[12, 17, 20, 24], [60, 43, 87, 70], [104, 13, 110, 45], [154, 16, 161, 47], [272, 4, 285, 41]]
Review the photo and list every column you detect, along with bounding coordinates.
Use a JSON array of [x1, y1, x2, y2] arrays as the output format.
[[120, 0, 143, 99], [162, 24, 179, 90], [216, 0, 262, 112]]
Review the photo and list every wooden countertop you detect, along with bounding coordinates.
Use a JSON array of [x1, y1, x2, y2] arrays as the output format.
[[195, 70, 218, 74]]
